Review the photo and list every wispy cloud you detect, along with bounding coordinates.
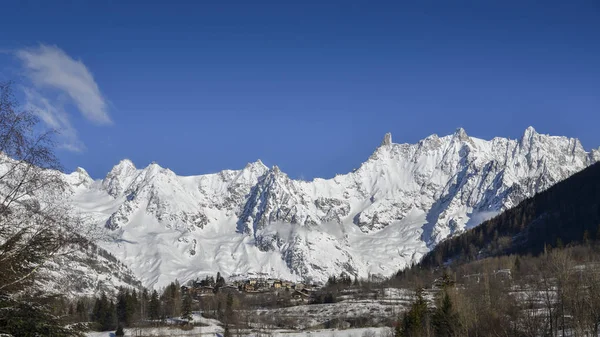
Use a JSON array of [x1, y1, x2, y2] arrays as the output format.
[[15, 44, 111, 152], [23, 88, 85, 152]]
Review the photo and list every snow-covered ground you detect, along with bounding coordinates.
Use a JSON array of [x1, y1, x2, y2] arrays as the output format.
[[270, 327, 392, 337], [86, 300, 398, 336], [86, 326, 392, 337], [87, 313, 224, 336], [260, 288, 435, 329]]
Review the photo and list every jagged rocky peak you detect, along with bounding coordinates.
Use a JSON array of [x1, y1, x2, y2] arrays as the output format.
[[237, 163, 316, 235], [66, 167, 94, 188], [143, 161, 173, 177], [75, 167, 92, 181], [245, 159, 268, 171], [114, 158, 136, 172], [102, 159, 138, 197], [75, 167, 89, 175], [381, 132, 393, 146], [416, 133, 443, 152], [368, 132, 396, 161], [228, 160, 269, 187], [259, 165, 292, 190], [453, 127, 470, 141], [271, 165, 282, 175], [522, 125, 537, 139], [591, 147, 600, 162]]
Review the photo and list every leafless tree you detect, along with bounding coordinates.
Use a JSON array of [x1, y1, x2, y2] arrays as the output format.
[[0, 82, 87, 335]]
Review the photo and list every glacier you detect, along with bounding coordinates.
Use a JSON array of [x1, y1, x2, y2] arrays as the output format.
[[65, 127, 600, 288]]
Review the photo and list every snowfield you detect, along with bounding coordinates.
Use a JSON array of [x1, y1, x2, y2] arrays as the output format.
[[85, 311, 393, 337]]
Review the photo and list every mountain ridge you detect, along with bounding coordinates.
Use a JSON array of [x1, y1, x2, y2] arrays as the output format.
[[66, 127, 600, 288]]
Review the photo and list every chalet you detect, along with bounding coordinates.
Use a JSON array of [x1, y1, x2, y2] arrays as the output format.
[[242, 283, 257, 292], [255, 281, 269, 290], [197, 286, 215, 294], [219, 285, 239, 294], [293, 283, 306, 290], [291, 289, 310, 303], [186, 285, 214, 300]]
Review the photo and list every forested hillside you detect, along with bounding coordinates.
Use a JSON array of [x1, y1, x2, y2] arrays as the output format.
[[392, 161, 600, 336], [419, 162, 600, 269]]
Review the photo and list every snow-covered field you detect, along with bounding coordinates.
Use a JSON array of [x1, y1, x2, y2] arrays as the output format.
[[270, 327, 392, 337], [255, 288, 415, 329], [86, 326, 392, 337], [87, 313, 224, 336], [86, 300, 398, 336]]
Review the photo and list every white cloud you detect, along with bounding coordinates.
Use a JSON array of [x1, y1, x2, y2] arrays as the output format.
[[15, 44, 112, 152], [23, 88, 85, 152]]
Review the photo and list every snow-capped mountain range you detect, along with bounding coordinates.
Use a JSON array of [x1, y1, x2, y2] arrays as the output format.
[[66, 127, 600, 288]]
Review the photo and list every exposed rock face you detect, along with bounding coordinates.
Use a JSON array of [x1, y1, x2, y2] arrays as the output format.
[[102, 159, 137, 197], [65, 127, 600, 288]]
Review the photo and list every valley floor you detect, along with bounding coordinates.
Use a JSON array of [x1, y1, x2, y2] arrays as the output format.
[[87, 326, 391, 337], [85, 292, 403, 337]]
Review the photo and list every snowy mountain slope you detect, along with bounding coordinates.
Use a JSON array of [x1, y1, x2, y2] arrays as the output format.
[[39, 241, 142, 297], [66, 127, 599, 288], [0, 156, 142, 297]]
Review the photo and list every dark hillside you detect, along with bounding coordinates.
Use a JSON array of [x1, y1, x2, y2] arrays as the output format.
[[419, 162, 600, 269]]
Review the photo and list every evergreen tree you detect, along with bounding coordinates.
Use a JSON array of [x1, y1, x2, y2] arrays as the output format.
[[149, 290, 160, 321], [116, 289, 128, 326], [0, 295, 84, 336], [115, 324, 125, 336], [584, 230, 591, 245], [115, 288, 137, 327], [513, 255, 522, 273], [161, 281, 182, 317], [140, 288, 149, 321], [129, 289, 139, 324], [76, 298, 87, 322], [398, 288, 429, 337], [92, 294, 105, 324], [93, 293, 116, 330], [216, 272, 225, 289], [327, 275, 337, 287], [105, 301, 117, 331], [181, 292, 193, 322], [556, 238, 564, 249], [431, 292, 459, 337]]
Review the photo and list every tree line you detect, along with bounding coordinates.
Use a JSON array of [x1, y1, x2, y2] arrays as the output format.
[[394, 241, 600, 336]]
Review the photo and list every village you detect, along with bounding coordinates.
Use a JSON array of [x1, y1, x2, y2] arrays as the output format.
[[183, 274, 316, 303]]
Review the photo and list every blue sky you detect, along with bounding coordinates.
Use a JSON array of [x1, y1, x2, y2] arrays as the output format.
[[0, 1, 599, 179]]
